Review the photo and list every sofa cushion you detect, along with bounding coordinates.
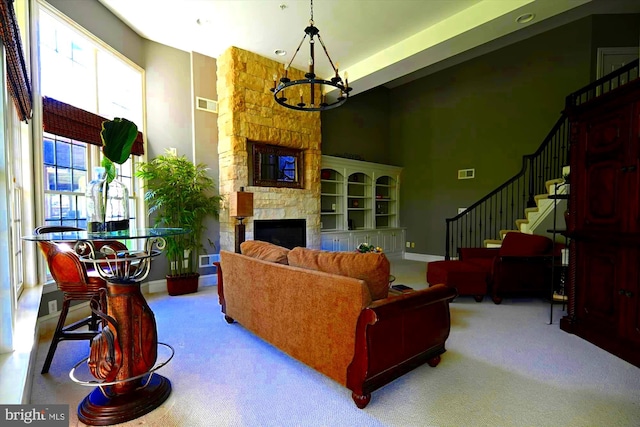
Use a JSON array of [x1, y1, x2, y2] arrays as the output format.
[[288, 247, 390, 300], [240, 240, 289, 265], [499, 232, 552, 257]]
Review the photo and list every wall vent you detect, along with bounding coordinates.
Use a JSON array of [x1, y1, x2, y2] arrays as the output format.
[[196, 96, 218, 113], [198, 253, 220, 268], [458, 168, 475, 179]]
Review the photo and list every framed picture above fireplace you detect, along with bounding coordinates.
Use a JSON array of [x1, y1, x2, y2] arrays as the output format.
[[249, 142, 304, 189]]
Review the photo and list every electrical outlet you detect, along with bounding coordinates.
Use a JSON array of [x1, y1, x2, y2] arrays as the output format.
[[406, 241, 410, 248], [411, 242, 415, 248], [48, 300, 57, 314]]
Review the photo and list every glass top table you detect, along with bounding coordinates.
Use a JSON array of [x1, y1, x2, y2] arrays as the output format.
[[23, 227, 189, 242], [25, 227, 189, 425], [25, 228, 190, 284]]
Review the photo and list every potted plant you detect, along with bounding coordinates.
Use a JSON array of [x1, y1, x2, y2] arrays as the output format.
[[135, 152, 222, 295]]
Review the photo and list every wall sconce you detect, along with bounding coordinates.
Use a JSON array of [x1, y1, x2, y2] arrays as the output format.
[[230, 187, 254, 253]]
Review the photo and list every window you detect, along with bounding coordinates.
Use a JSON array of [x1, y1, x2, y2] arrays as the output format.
[[43, 133, 88, 228], [38, 4, 143, 233]]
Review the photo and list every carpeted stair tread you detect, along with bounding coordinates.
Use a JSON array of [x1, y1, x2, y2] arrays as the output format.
[[546, 178, 565, 194], [499, 229, 519, 239], [484, 239, 503, 247]]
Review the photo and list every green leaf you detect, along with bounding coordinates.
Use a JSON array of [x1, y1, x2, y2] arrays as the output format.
[[101, 118, 138, 164], [101, 158, 117, 183]]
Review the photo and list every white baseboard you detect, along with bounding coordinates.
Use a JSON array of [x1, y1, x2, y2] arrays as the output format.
[[403, 253, 445, 263]]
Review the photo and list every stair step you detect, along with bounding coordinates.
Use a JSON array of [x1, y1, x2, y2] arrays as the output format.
[[499, 229, 519, 239], [534, 194, 549, 203], [546, 178, 565, 194], [484, 239, 503, 248], [525, 207, 539, 215]]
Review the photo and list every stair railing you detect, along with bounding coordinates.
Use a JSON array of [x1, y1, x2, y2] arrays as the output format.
[[444, 58, 639, 260]]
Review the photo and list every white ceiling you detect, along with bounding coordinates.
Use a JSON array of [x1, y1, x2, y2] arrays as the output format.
[[98, 0, 640, 95]]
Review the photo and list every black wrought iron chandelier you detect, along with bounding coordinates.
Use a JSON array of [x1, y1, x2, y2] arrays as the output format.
[[270, 0, 352, 112]]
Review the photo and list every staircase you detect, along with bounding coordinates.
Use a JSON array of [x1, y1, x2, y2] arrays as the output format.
[[484, 166, 570, 248], [445, 59, 639, 259]]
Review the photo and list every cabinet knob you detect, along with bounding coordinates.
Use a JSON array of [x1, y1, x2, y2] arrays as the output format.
[[626, 290, 634, 297], [618, 289, 626, 295]]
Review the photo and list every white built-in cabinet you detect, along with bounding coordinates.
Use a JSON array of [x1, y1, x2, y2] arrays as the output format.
[[320, 155, 405, 255]]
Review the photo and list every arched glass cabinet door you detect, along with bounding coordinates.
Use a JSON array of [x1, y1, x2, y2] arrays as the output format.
[[375, 175, 397, 229], [347, 172, 372, 230], [320, 168, 345, 231]]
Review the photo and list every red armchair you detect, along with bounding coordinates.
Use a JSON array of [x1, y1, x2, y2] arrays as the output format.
[[460, 232, 557, 304]]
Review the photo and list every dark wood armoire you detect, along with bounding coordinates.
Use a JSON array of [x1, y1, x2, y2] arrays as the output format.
[[561, 77, 640, 368]]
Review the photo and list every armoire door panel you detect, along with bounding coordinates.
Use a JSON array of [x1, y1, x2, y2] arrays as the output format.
[[584, 105, 630, 157], [582, 161, 624, 230], [576, 244, 619, 332]]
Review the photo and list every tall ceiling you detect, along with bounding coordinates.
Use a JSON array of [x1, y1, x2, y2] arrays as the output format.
[[98, 0, 640, 95]]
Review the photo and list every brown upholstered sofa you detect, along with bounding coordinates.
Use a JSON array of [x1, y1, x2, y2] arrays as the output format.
[[216, 241, 457, 408]]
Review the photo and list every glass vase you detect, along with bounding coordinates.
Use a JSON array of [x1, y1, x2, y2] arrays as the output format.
[[86, 166, 130, 232]]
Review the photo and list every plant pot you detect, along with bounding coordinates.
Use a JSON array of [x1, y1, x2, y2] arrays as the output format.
[[166, 273, 199, 296]]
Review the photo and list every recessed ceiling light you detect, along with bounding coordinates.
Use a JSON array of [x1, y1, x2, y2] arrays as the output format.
[[274, 49, 287, 56], [516, 13, 535, 24]]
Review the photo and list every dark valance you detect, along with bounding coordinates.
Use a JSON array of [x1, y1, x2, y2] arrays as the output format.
[[0, 0, 32, 122], [42, 96, 144, 156]]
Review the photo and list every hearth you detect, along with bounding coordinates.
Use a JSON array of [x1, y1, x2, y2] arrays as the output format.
[[254, 219, 306, 249]]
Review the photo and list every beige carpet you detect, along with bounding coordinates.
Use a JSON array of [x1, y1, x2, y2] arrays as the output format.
[[30, 259, 640, 426]]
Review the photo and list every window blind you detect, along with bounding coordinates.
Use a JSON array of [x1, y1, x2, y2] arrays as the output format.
[[0, 0, 32, 123], [42, 96, 144, 156]]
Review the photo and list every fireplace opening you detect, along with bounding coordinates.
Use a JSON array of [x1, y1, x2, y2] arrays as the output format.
[[253, 219, 306, 249]]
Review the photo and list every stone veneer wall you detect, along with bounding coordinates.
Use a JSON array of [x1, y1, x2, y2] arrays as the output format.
[[217, 46, 321, 252]]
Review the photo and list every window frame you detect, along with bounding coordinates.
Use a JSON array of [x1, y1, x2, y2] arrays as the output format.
[[35, 1, 146, 288]]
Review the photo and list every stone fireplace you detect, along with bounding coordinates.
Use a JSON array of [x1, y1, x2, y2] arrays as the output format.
[[216, 47, 321, 252]]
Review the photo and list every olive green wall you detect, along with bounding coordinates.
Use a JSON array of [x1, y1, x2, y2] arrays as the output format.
[[392, 17, 594, 256], [404, 14, 640, 256], [321, 86, 392, 164], [590, 14, 640, 81], [322, 14, 640, 257]]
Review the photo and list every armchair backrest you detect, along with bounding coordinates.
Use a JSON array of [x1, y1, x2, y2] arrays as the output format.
[[34, 226, 109, 293], [499, 232, 553, 257], [37, 240, 101, 293]]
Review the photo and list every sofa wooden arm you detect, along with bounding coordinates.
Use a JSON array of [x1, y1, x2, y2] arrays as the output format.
[[346, 284, 457, 408]]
